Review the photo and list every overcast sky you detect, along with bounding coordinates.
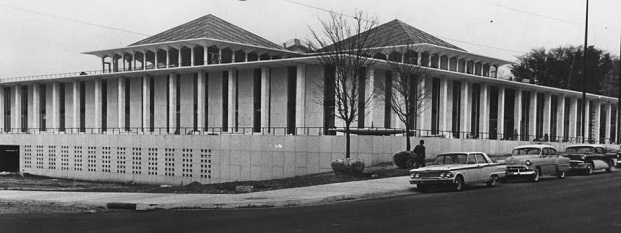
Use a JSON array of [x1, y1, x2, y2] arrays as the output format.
[[1, 0, 620, 79]]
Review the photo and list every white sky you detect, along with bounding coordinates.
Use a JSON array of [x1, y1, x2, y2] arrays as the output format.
[[1, 0, 620, 78]]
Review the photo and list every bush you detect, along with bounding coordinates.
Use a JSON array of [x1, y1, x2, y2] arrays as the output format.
[[331, 158, 365, 175], [393, 151, 416, 169]]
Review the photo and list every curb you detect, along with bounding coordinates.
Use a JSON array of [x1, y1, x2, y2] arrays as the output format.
[[131, 189, 413, 211]]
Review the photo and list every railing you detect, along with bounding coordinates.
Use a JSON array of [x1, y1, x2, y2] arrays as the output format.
[[0, 126, 616, 144], [1, 70, 104, 83]]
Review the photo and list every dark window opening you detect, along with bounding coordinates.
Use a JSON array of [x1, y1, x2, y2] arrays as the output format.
[[452, 81, 461, 138], [550, 95, 557, 141], [60, 84, 65, 132], [536, 93, 544, 140], [470, 84, 480, 138], [204, 73, 209, 131], [79, 82, 85, 132], [563, 97, 570, 141], [234, 71, 239, 132], [287, 66, 296, 134], [323, 66, 336, 135], [176, 74, 181, 134], [521, 91, 531, 141], [21, 85, 28, 132], [384, 71, 392, 128], [149, 77, 155, 132], [125, 78, 130, 132], [102, 80, 108, 132], [222, 71, 229, 132], [4, 87, 11, 132], [40, 84, 46, 131], [489, 87, 499, 140], [166, 76, 170, 133], [253, 69, 261, 132], [357, 67, 366, 128], [431, 78, 440, 134], [577, 99, 583, 137], [503, 89, 515, 140], [193, 73, 198, 131]]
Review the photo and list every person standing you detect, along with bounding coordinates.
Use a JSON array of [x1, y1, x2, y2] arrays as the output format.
[[413, 140, 426, 167]]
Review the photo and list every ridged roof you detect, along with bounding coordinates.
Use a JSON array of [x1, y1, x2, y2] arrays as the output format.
[[130, 14, 283, 49], [323, 19, 465, 51]]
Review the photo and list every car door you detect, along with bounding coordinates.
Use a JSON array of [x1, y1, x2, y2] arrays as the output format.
[[462, 154, 478, 183]]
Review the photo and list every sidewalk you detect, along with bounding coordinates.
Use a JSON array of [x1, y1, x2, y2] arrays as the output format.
[[0, 176, 414, 210]]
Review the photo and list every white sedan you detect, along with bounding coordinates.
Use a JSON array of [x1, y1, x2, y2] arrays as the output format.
[[409, 152, 506, 192]]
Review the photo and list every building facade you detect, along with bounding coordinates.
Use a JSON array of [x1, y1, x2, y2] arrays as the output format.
[[0, 14, 618, 184]]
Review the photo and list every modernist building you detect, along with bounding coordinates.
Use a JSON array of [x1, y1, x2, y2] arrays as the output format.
[[0, 14, 618, 184]]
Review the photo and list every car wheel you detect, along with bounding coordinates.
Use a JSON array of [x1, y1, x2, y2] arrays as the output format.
[[532, 168, 540, 182], [453, 176, 464, 192], [486, 175, 498, 187], [605, 161, 613, 173], [417, 184, 428, 192], [556, 171, 566, 179], [585, 163, 594, 175]]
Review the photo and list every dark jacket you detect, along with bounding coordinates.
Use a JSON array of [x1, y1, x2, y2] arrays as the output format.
[[413, 145, 426, 158]]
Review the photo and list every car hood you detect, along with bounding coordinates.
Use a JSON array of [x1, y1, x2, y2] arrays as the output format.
[[505, 156, 536, 165], [409, 164, 477, 173]]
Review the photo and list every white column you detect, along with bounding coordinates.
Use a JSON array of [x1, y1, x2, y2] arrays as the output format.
[[461, 81, 470, 137], [32, 84, 39, 131], [142, 75, 149, 132], [52, 82, 60, 130], [529, 91, 537, 141], [260, 67, 271, 128], [13, 85, 21, 131], [605, 103, 612, 144], [118, 77, 125, 131], [178, 48, 182, 66], [569, 97, 578, 141], [204, 46, 209, 65], [131, 53, 136, 70], [228, 69, 237, 132], [479, 83, 489, 139], [498, 87, 505, 139], [197, 72, 205, 130], [168, 74, 177, 133], [542, 93, 551, 140], [142, 52, 146, 70], [557, 95, 566, 141], [514, 88, 522, 140], [365, 68, 375, 128], [593, 101, 601, 143], [72, 81, 79, 131], [154, 50, 159, 69], [440, 78, 449, 136], [94, 79, 102, 133], [122, 55, 126, 71], [190, 47, 195, 66], [295, 64, 306, 128], [166, 49, 170, 68], [231, 51, 236, 63]]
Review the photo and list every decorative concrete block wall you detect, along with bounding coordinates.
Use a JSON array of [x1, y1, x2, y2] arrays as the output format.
[[2, 133, 617, 186]]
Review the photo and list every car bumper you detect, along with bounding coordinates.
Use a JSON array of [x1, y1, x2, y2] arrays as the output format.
[[505, 170, 536, 177], [409, 178, 454, 185], [569, 161, 591, 171]]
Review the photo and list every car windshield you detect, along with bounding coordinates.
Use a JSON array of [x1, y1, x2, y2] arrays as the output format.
[[512, 148, 541, 156], [565, 147, 594, 153], [434, 154, 468, 165]]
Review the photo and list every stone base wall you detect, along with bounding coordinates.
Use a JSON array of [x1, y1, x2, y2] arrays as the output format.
[[0, 133, 617, 185]]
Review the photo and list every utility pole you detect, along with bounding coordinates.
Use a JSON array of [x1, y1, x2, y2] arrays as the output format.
[[581, 0, 589, 143], [618, 13, 621, 145]]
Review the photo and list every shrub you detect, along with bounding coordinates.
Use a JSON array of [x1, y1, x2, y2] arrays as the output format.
[[393, 151, 416, 169]]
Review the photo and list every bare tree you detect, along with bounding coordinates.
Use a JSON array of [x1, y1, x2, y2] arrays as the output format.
[[376, 46, 431, 151], [308, 11, 380, 159]]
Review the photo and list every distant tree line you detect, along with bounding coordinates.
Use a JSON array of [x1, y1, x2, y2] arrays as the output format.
[[511, 45, 620, 97]]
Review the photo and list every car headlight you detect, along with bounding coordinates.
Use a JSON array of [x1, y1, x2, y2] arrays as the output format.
[[439, 172, 453, 178], [581, 155, 586, 160], [525, 160, 532, 166], [411, 173, 420, 179]]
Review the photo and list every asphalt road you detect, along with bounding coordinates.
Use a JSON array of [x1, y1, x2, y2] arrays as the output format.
[[3, 171, 621, 233]]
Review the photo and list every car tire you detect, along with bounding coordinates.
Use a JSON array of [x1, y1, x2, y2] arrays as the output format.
[[585, 163, 594, 175], [605, 161, 613, 173], [532, 168, 540, 182], [486, 175, 498, 187], [453, 176, 464, 192], [417, 184, 428, 192]]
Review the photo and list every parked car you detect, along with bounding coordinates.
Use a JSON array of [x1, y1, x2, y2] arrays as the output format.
[[562, 144, 618, 175], [409, 152, 506, 192], [505, 144, 570, 182]]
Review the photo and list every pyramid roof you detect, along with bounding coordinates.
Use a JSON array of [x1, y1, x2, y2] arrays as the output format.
[[323, 19, 465, 52], [130, 14, 282, 49]]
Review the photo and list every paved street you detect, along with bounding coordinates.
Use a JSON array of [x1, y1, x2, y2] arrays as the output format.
[[2, 172, 621, 233]]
